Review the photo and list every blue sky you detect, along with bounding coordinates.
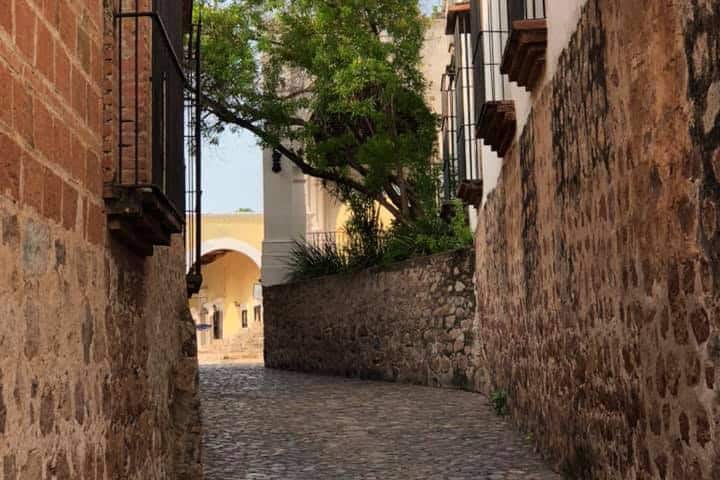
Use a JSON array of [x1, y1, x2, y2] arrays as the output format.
[[201, 0, 442, 214], [202, 129, 263, 213]]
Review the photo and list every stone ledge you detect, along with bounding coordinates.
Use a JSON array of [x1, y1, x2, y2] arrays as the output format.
[[501, 19, 548, 91], [457, 179, 484, 207], [104, 184, 184, 257], [476, 100, 517, 157]]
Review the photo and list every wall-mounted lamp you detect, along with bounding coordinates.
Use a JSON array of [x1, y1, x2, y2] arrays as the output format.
[[272, 149, 282, 173]]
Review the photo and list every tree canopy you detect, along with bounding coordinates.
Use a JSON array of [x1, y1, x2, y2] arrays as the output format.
[[198, 0, 439, 224]]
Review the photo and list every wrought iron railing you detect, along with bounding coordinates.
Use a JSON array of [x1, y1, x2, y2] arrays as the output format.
[[471, 0, 510, 109], [471, 0, 546, 109], [304, 231, 347, 250], [440, 70, 458, 202], [442, 3, 481, 203], [185, 15, 203, 295], [507, 0, 546, 28], [114, 0, 187, 215]]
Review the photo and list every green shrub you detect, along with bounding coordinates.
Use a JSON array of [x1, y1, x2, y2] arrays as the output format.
[[287, 240, 349, 282], [383, 200, 472, 263], [489, 389, 509, 416], [287, 199, 473, 281]]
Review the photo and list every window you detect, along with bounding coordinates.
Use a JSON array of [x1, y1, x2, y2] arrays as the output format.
[[242, 309, 248, 328], [253, 282, 263, 301], [212, 307, 223, 340], [254, 305, 262, 323]]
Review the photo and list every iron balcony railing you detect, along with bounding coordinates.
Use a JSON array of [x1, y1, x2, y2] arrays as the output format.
[[471, 0, 509, 109], [507, 0, 546, 28], [114, 1, 203, 284], [114, 0, 187, 216], [304, 231, 348, 250], [471, 0, 546, 110], [185, 16, 203, 295], [441, 3, 481, 203], [440, 70, 458, 202]]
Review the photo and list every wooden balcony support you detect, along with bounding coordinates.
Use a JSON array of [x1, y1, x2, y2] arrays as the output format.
[[476, 100, 517, 158], [105, 185, 184, 257], [457, 179, 484, 207], [445, 2, 471, 35], [500, 19, 548, 91]]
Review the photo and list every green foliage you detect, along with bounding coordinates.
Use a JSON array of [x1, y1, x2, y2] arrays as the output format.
[[383, 200, 473, 263], [198, 0, 440, 224], [489, 389, 509, 417], [343, 194, 386, 270], [287, 198, 473, 281], [288, 241, 348, 282]]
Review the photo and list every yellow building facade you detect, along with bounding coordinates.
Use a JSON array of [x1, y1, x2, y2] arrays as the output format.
[[188, 213, 265, 363], [189, 204, 389, 364]]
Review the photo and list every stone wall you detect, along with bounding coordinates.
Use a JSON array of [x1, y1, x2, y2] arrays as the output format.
[[264, 249, 477, 389], [0, 1, 202, 479], [471, 0, 720, 478]]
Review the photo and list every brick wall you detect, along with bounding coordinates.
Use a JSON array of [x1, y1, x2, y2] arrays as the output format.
[[264, 249, 478, 389], [472, 1, 720, 477], [0, 1, 202, 478]]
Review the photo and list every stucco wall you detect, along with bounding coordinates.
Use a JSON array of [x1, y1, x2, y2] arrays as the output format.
[[192, 251, 264, 363], [264, 249, 477, 388], [199, 213, 264, 254], [472, 0, 720, 477]]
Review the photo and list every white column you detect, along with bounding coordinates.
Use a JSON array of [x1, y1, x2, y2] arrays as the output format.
[[261, 148, 307, 286]]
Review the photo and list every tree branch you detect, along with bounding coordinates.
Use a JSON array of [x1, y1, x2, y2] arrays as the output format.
[[202, 94, 405, 221]]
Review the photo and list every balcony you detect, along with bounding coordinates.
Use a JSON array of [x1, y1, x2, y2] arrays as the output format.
[[442, 4, 483, 207], [477, 100, 516, 158], [472, 0, 516, 158], [457, 179, 484, 207], [107, 1, 200, 263], [501, 14, 547, 90], [105, 184, 184, 256]]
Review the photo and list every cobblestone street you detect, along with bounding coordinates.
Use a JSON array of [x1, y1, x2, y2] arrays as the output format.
[[200, 364, 560, 479]]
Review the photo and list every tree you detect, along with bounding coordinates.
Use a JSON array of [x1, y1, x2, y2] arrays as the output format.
[[198, 0, 438, 225]]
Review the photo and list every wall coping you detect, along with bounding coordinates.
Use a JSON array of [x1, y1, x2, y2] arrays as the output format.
[[265, 247, 474, 290]]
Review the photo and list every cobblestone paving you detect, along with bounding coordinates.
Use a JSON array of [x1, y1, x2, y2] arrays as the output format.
[[200, 364, 561, 480]]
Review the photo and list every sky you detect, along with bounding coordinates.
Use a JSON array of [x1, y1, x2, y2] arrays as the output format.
[[202, 129, 263, 214], [200, 0, 443, 214]]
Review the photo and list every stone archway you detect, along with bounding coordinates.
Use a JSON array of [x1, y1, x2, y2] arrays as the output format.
[[190, 238, 264, 363], [188, 237, 263, 272]]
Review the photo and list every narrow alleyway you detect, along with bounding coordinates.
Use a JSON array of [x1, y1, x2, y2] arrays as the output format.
[[200, 364, 560, 479]]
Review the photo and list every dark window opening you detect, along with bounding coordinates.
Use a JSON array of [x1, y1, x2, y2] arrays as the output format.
[[242, 310, 248, 328], [212, 308, 223, 340]]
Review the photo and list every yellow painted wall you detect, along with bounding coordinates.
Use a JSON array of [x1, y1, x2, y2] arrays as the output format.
[[201, 252, 260, 338], [333, 203, 396, 233], [188, 213, 265, 362], [199, 213, 264, 252]]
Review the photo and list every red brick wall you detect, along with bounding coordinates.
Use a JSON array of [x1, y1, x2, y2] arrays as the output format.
[[0, 1, 202, 478], [0, 0, 105, 245]]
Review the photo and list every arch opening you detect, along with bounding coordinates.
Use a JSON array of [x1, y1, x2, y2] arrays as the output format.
[[189, 246, 264, 364]]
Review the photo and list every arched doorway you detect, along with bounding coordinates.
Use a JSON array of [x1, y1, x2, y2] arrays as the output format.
[[189, 239, 264, 363]]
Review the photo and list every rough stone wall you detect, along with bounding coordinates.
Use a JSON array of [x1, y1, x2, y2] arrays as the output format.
[[0, 1, 202, 479], [473, 0, 720, 478], [264, 249, 477, 389]]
